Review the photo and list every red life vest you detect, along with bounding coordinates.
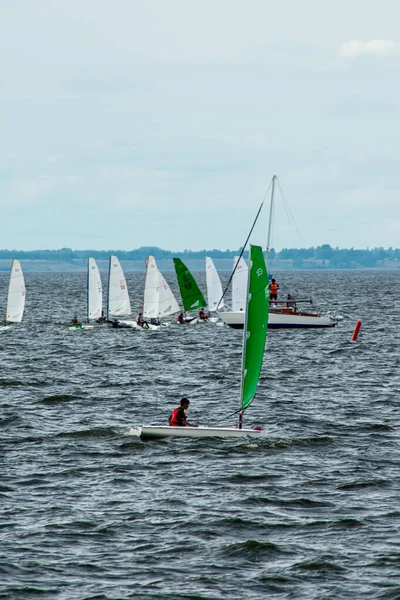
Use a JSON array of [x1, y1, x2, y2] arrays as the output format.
[[270, 282, 278, 294], [170, 407, 186, 426]]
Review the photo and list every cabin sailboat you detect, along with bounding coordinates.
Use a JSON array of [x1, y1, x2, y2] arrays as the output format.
[[218, 176, 336, 329], [129, 244, 268, 440]]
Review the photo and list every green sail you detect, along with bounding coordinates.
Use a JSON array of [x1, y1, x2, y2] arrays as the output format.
[[240, 244, 269, 412], [173, 258, 206, 312]]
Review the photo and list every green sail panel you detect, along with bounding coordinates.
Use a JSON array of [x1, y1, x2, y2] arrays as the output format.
[[240, 245, 269, 412], [173, 258, 206, 312]]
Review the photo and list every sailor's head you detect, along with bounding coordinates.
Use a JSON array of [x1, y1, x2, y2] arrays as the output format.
[[180, 398, 190, 408]]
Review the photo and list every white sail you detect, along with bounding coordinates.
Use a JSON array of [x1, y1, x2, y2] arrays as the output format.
[[142, 256, 160, 318], [107, 255, 131, 317], [87, 258, 102, 321], [205, 257, 224, 311], [143, 256, 180, 318], [6, 260, 26, 323], [158, 268, 181, 318], [232, 256, 248, 311]]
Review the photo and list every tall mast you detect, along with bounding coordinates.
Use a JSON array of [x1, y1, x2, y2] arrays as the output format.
[[106, 256, 111, 320], [86, 258, 90, 323], [265, 174, 277, 269]]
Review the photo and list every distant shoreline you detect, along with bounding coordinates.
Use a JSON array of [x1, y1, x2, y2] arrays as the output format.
[[0, 259, 399, 273]]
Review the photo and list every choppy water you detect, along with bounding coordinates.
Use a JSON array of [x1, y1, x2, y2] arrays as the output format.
[[1, 269, 399, 599]]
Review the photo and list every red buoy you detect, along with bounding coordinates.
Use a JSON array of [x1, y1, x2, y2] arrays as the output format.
[[351, 320, 362, 341]]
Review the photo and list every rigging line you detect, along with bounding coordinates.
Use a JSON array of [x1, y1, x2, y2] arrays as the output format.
[[216, 180, 272, 309], [220, 397, 255, 421], [276, 179, 304, 247]]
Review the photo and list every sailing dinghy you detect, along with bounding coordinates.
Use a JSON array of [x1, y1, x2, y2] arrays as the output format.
[[205, 257, 224, 322], [173, 258, 207, 324], [106, 255, 132, 326], [3, 260, 26, 328], [129, 244, 268, 440], [69, 257, 102, 329], [138, 256, 181, 329]]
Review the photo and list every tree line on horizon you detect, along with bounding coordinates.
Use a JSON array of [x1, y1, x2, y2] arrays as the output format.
[[0, 244, 399, 268]]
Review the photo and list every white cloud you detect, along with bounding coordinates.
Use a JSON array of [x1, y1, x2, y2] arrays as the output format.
[[338, 39, 400, 58]]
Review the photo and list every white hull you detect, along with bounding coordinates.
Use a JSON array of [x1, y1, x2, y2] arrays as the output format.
[[129, 425, 262, 440], [218, 309, 335, 329]]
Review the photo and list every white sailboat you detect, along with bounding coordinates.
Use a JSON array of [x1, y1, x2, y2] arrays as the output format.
[[218, 176, 336, 329], [87, 257, 102, 321], [129, 244, 268, 440], [4, 259, 26, 325], [107, 255, 131, 320], [205, 257, 224, 322], [140, 255, 181, 329]]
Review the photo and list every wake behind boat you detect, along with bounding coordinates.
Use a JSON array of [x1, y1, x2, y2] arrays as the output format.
[[130, 244, 269, 440]]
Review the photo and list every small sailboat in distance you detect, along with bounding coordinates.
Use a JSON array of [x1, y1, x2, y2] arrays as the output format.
[[205, 256, 224, 315], [87, 257, 102, 322], [140, 256, 180, 329], [4, 259, 26, 325], [107, 255, 131, 322], [130, 244, 268, 439], [173, 258, 206, 324]]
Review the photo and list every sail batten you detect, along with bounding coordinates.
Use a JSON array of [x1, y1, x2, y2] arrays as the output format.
[[6, 260, 26, 323], [87, 258, 102, 321], [107, 256, 131, 317], [240, 245, 269, 413], [173, 258, 206, 312]]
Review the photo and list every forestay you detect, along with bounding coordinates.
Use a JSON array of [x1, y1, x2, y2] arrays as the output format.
[[205, 257, 224, 311], [173, 258, 206, 312], [6, 260, 26, 323], [107, 256, 131, 317], [87, 258, 102, 320], [232, 256, 248, 311], [240, 245, 269, 412]]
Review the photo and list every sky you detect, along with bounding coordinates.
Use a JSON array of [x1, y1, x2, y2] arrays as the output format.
[[1, 0, 400, 251]]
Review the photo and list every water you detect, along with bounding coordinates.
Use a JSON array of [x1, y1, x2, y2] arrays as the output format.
[[1, 270, 399, 599]]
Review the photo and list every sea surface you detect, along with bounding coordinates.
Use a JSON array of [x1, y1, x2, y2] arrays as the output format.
[[1, 270, 399, 600]]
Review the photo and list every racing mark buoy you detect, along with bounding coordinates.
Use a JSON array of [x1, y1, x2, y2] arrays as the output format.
[[351, 320, 362, 342]]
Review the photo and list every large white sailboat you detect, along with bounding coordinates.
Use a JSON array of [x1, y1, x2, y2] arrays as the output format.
[[4, 259, 26, 325], [218, 176, 336, 329], [130, 244, 268, 440]]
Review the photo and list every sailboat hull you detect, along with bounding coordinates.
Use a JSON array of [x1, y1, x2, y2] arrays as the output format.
[[129, 425, 262, 440], [218, 310, 335, 329]]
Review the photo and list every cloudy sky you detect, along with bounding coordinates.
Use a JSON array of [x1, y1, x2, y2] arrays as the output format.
[[1, 0, 399, 251]]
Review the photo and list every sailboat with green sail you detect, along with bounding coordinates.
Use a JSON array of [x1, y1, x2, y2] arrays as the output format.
[[173, 258, 206, 323], [130, 244, 269, 440]]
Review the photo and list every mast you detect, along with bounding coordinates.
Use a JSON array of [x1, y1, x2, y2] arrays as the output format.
[[265, 174, 277, 268], [86, 258, 90, 323], [106, 256, 111, 320]]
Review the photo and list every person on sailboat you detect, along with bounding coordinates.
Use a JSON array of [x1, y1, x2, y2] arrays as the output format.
[[199, 308, 210, 321], [269, 278, 279, 301], [136, 312, 148, 328], [177, 312, 184, 324], [97, 310, 107, 323], [71, 316, 81, 326], [168, 398, 198, 427]]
